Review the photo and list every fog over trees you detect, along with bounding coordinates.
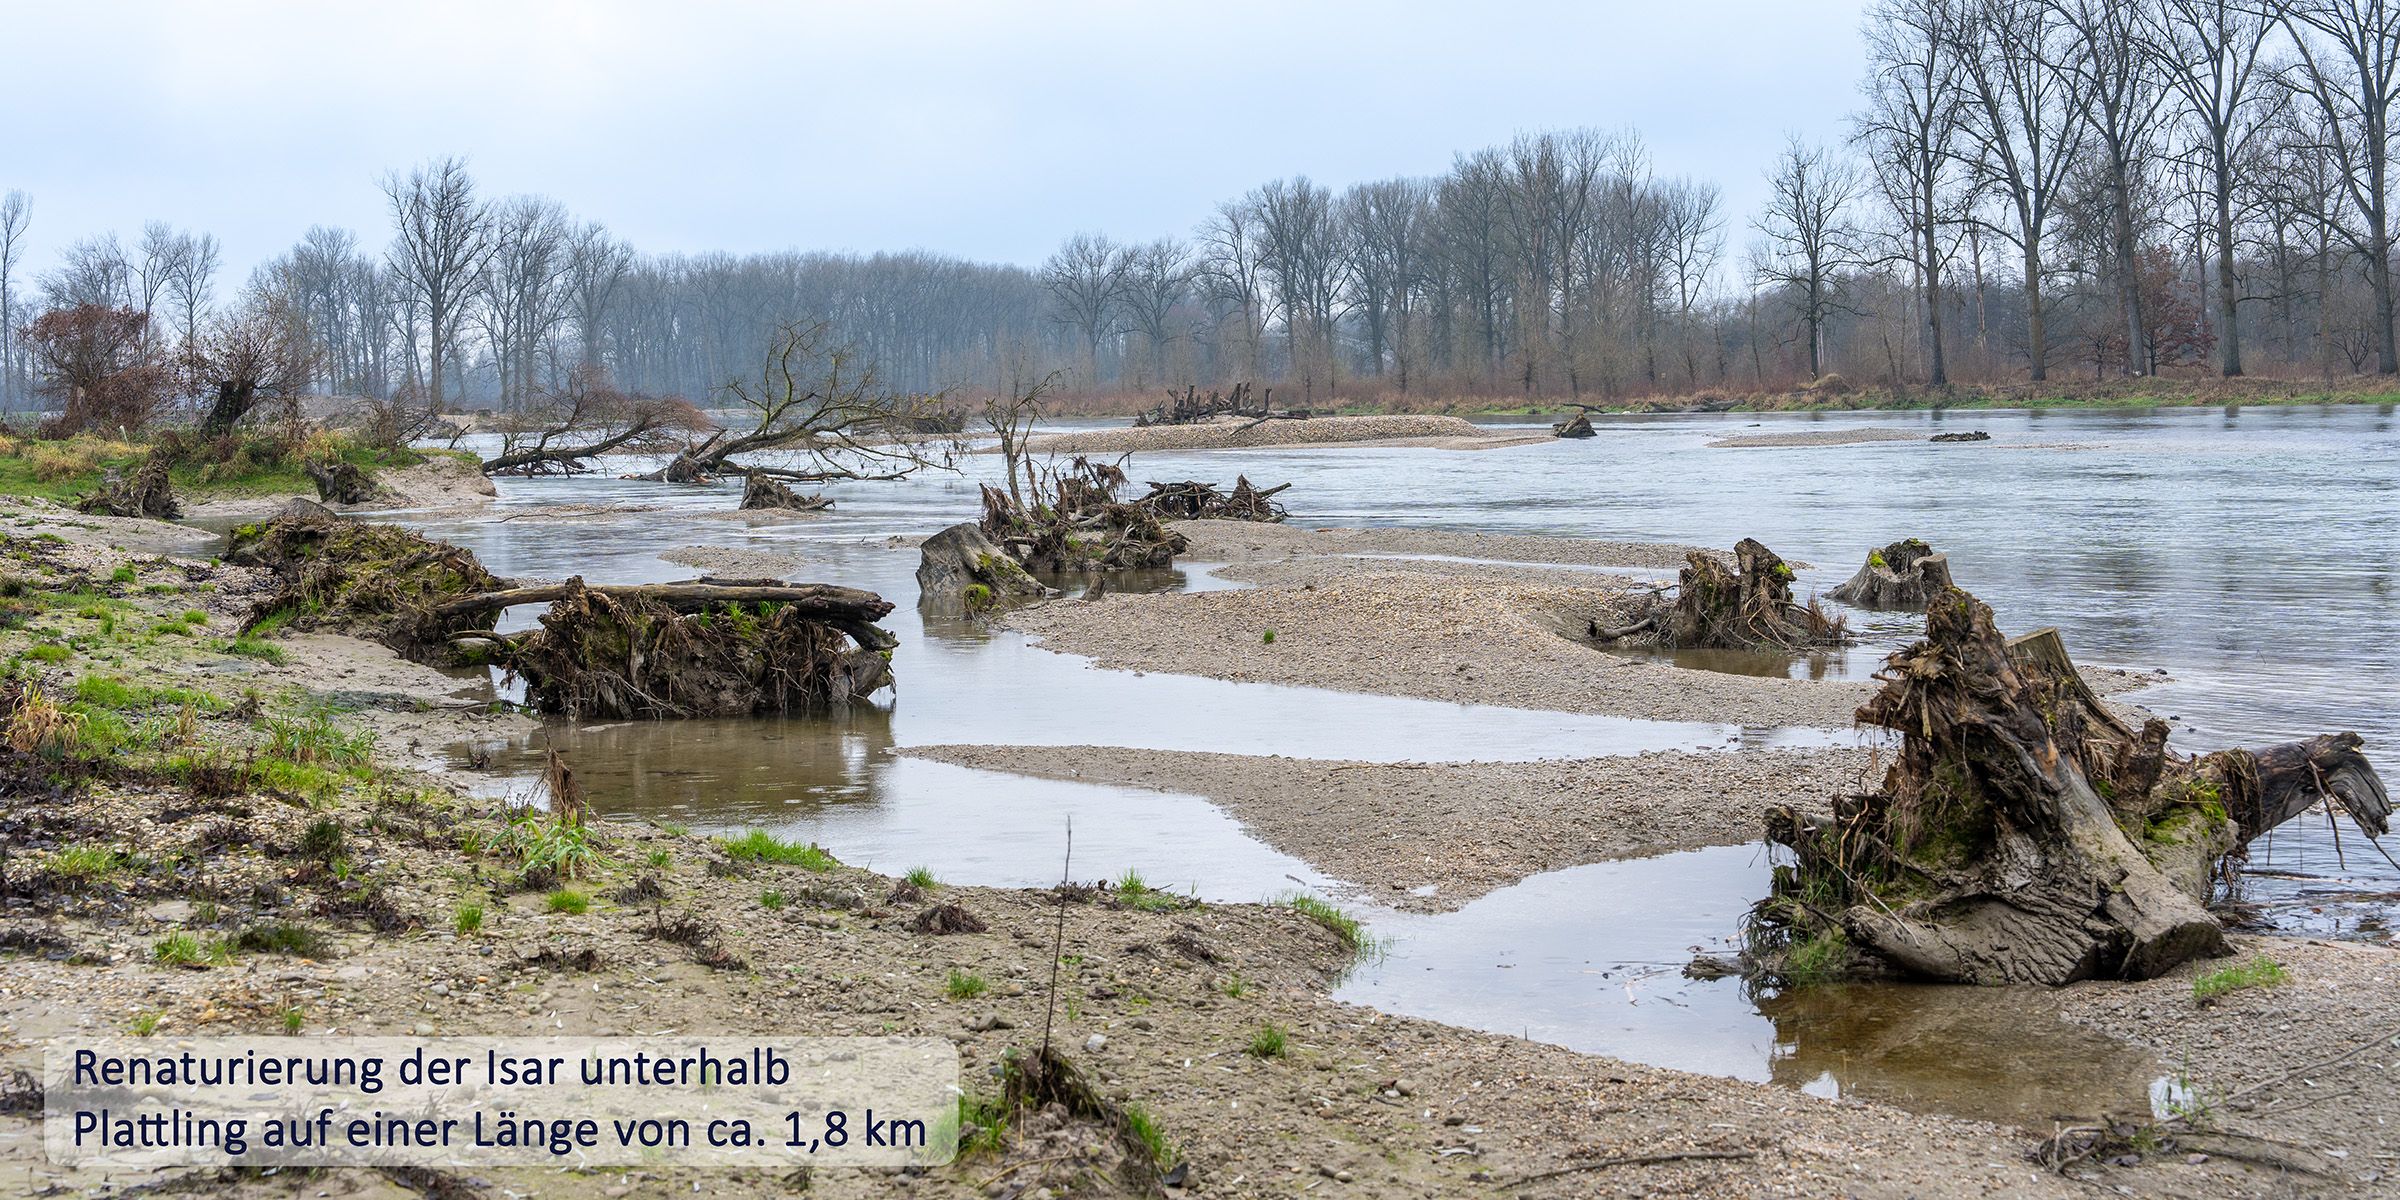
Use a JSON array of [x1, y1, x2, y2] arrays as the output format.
[[6, 0, 2400, 414]]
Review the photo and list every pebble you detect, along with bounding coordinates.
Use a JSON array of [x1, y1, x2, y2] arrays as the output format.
[[968, 1013, 1014, 1032], [1084, 1034, 1106, 1053]]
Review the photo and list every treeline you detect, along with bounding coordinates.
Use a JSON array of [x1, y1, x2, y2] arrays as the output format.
[[2, 0, 2395, 416]]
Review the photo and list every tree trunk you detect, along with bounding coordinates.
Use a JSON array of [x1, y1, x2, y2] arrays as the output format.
[[2215, 176, 2243, 377], [2023, 241, 2049, 382]]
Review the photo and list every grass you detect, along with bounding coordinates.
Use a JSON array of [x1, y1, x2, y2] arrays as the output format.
[[1218, 972, 1248, 998], [281, 1007, 305, 1035], [1246, 1023, 1289, 1059], [266, 713, 374, 767], [905, 866, 938, 890], [1286, 894, 1366, 950], [1122, 1101, 1172, 1169], [24, 642, 69, 663], [760, 889, 787, 911], [131, 1012, 161, 1037], [955, 1093, 1010, 1156], [509, 810, 603, 879], [224, 637, 287, 663], [46, 843, 123, 882], [1115, 868, 1186, 912], [546, 888, 591, 915], [1262, 629, 1276, 644], [231, 922, 331, 958], [152, 932, 225, 967], [298, 816, 347, 859], [945, 970, 987, 1000], [453, 902, 485, 935], [719, 829, 839, 870], [647, 849, 672, 869], [2194, 956, 2289, 1001], [1782, 928, 1850, 987], [0, 431, 429, 504]]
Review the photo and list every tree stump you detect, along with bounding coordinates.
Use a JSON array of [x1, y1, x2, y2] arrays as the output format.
[[1665, 538, 1848, 649], [1826, 538, 1956, 610], [1551, 411, 1596, 438], [916, 522, 1052, 614], [305, 457, 381, 505], [76, 451, 180, 519], [1753, 588, 2392, 986], [738, 474, 832, 512]]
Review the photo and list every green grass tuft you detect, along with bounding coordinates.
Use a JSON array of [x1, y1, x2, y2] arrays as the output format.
[[719, 829, 839, 870], [945, 969, 987, 999], [2194, 956, 2289, 1001], [1247, 1023, 1289, 1058], [546, 888, 591, 915]]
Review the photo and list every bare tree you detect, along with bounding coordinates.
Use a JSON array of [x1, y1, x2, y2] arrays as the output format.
[[133, 222, 191, 353], [1755, 138, 1867, 379], [476, 195, 573, 408], [565, 221, 634, 372], [193, 289, 316, 434], [1193, 200, 1268, 379], [480, 368, 704, 475], [1252, 177, 1344, 398], [0, 191, 27, 407], [383, 156, 496, 413], [1118, 238, 1189, 385], [166, 232, 220, 361], [2279, 0, 2400, 375], [1858, 0, 1969, 385], [1041, 233, 1131, 383], [1956, 0, 2091, 380], [643, 320, 954, 484], [1341, 178, 1435, 389], [2050, 0, 2169, 375], [2140, 0, 2277, 377], [1657, 179, 1726, 385], [42, 234, 131, 311]]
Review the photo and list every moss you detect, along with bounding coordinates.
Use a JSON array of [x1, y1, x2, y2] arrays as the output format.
[[1782, 927, 1850, 986]]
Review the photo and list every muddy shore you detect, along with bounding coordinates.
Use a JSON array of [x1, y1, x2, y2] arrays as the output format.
[[0, 497, 2386, 1198]]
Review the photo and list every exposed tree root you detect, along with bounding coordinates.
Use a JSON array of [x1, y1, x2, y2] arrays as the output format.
[[1134, 477, 1290, 522], [980, 456, 1187, 572], [1750, 588, 2391, 985], [304, 457, 381, 505], [1595, 538, 1849, 650], [739, 474, 832, 512], [76, 451, 180, 519], [227, 510, 504, 660]]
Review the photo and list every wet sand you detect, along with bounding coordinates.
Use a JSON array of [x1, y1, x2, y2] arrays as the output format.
[[1023, 414, 1547, 455], [904, 743, 1878, 911]]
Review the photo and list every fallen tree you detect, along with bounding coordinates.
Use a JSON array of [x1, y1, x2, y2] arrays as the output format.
[[1591, 538, 1849, 650], [76, 451, 180, 519], [1826, 538, 1955, 610], [480, 373, 707, 477], [228, 510, 898, 714], [627, 321, 955, 485], [1748, 590, 2391, 986]]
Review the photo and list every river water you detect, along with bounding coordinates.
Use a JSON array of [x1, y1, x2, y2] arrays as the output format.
[[392, 403, 2395, 1128]]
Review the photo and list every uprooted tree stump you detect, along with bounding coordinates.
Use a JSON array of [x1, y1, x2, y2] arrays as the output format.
[[980, 456, 1187, 573], [304, 457, 381, 505], [1750, 589, 2392, 986], [227, 510, 506, 659], [1134, 477, 1290, 522], [738, 474, 832, 512], [448, 578, 895, 718], [1826, 538, 1955, 610], [1552, 411, 1596, 438], [1593, 538, 1849, 650], [76, 451, 180, 520]]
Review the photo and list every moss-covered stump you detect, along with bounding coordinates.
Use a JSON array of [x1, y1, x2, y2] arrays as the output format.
[[1750, 588, 2391, 987], [916, 522, 1050, 614], [507, 577, 895, 718], [1826, 538, 1954, 610], [304, 456, 381, 505], [226, 510, 505, 660]]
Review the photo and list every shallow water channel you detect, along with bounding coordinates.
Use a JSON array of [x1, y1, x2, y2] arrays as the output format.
[[396, 404, 2394, 1128]]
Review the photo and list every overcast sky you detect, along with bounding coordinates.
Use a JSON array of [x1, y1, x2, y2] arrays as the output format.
[[0, 0, 1868, 285]]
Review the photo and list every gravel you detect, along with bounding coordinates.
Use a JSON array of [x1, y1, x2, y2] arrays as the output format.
[[1021, 414, 1546, 454]]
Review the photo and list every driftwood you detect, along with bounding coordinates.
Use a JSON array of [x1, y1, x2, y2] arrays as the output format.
[[1134, 477, 1289, 522], [1826, 538, 1955, 610], [1594, 538, 1848, 650], [1133, 382, 1302, 427], [739, 474, 832, 512], [1929, 430, 1991, 442], [1751, 589, 2391, 986], [305, 457, 380, 505], [1551, 411, 1596, 438], [76, 451, 180, 519]]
